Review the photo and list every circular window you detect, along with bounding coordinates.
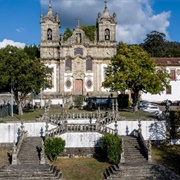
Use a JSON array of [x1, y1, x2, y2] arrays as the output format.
[[86, 80, 92, 88], [66, 80, 71, 88]]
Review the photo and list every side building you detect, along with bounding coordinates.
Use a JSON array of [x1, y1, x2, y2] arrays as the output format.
[[142, 58, 180, 102], [40, 3, 117, 103]]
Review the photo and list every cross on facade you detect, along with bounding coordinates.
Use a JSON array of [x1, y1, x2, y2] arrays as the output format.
[[76, 18, 81, 26], [49, 0, 52, 7], [105, 0, 107, 7]]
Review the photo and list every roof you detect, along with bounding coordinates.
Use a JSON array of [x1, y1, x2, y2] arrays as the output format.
[[154, 57, 180, 66]]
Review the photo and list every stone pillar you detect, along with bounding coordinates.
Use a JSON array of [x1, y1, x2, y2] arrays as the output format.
[[12, 142, 18, 165], [20, 121, 24, 134], [148, 139, 152, 163], [138, 120, 142, 133], [45, 121, 49, 137], [114, 120, 118, 135]]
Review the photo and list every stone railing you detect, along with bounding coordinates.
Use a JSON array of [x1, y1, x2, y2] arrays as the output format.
[[50, 111, 111, 121], [12, 130, 28, 165], [134, 129, 149, 161], [45, 123, 116, 137]]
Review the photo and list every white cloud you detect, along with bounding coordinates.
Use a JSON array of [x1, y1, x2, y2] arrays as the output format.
[[40, 0, 171, 44], [16, 28, 25, 33], [0, 39, 26, 49]]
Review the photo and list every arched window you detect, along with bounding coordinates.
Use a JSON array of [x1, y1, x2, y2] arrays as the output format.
[[47, 28, 52, 40], [105, 28, 110, 40], [86, 58, 92, 71], [66, 59, 72, 71]]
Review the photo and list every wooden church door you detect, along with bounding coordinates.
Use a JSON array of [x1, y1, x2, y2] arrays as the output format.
[[75, 79, 83, 95]]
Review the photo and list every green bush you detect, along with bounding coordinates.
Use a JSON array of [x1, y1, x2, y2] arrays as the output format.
[[74, 95, 84, 108], [44, 137, 65, 161], [100, 133, 122, 164]]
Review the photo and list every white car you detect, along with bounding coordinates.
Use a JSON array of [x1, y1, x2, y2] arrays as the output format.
[[143, 104, 160, 113]]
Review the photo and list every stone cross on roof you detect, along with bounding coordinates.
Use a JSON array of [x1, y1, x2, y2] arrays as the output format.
[[49, 0, 52, 7], [76, 18, 81, 26]]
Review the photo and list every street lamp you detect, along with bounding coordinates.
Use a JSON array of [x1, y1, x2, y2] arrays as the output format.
[[11, 82, 13, 117], [9, 50, 13, 117]]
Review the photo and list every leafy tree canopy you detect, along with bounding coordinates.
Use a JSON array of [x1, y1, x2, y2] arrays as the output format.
[[103, 42, 170, 111], [63, 25, 96, 42], [0, 45, 52, 115], [24, 45, 40, 59], [140, 31, 166, 57], [140, 30, 180, 57], [63, 27, 73, 41], [81, 25, 96, 41]]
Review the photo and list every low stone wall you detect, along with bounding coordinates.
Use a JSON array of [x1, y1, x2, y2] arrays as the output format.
[[0, 143, 13, 150], [60, 147, 101, 157]]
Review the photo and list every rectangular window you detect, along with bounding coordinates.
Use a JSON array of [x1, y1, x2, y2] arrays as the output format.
[[166, 85, 171, 94], [170, 70, 176, 80], [86, 59, 92, 71], [66, 59, 72, 71]]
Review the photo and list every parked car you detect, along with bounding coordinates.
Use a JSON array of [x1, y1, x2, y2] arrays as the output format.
[[172, 100, 180, 106], [160, 100, 172, 106], [154, 110, 165, 120], [143, 104, 160, 114], [137, 100, 149, 109]]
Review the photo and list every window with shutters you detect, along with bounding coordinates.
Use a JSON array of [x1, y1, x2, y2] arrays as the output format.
[[66, 59, 72, 71], [170, 70, 176, 80], [166, 85, 171, 94], [86, 59, 92, 71]]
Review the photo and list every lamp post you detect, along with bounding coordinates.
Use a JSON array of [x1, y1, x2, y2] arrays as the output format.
[[11, 83, 13, 117], [9, 50, 13, 117]]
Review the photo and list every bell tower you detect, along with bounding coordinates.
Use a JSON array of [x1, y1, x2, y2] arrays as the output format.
[[96, 1, 116, 44], [40, 2, 60, 60]]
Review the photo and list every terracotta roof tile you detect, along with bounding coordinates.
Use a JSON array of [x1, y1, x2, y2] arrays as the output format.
[[154, 57, 180, 66]]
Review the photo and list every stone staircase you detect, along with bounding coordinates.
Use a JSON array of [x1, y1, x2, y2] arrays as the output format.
[[103, 136, 180, 180], [18, 137, 42, 164], [0, 137, 62, 179]]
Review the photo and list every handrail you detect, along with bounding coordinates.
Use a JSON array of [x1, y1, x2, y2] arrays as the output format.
[[16, 131, 28, 155], [134, 129, 148, 160]]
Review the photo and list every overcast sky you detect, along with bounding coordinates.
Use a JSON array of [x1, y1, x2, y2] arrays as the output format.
[[1, 0, 180, 48]]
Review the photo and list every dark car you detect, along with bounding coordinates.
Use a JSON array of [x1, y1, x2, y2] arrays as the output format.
[[172, 100, 180, 106], [161, 100, 172, 106]]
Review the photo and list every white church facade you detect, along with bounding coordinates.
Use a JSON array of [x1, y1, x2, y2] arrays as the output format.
[[40, 3, 117, 100]]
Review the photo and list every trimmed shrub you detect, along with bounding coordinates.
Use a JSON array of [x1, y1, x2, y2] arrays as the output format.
[[74, 95, 84, 108], [100, 133, 122, 164], [44, 137, 65, 161]]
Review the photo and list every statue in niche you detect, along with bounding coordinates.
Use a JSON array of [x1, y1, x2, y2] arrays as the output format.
[[76, 33, 81, 43]]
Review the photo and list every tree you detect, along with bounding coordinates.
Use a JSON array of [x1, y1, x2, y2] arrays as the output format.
[[0, 45, 52, 115], [24, 45, 40, 59], [63, 27, 72, 41], [81, 25, 96, 41], [141, 31, 166, 57], [101, 133, 122, 164], [44, 137, 65, 161], [102, 43, 170, 111]]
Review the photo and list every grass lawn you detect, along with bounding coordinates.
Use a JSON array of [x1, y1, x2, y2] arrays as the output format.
[[1, 106, 155, 123], [51, 157, 111, 180], [152, 144, 180, 176], [1, 109, 44, 122]]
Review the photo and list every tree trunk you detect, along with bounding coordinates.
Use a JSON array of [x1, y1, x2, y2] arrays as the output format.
[[17, 101, 23, 116], [14, 91, 24, 116], [132, 90, 139, 112]]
